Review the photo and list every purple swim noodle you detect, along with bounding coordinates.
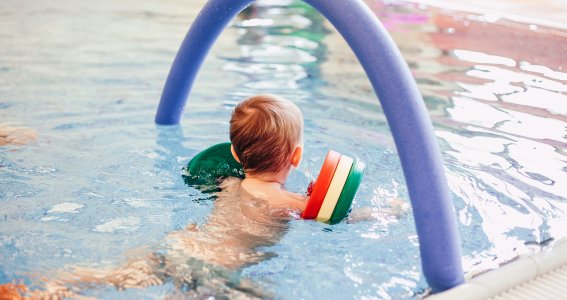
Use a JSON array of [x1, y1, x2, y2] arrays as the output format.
[[155, 0, 464, 293]]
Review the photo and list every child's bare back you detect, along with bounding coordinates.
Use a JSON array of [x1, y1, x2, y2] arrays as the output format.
[[165, 177, 304, 270], [14, 176, 302, 299]]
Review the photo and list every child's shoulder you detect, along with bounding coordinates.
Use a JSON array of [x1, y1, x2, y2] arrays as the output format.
[[219, 176, 241, 191], [236, 179, 307, 212]]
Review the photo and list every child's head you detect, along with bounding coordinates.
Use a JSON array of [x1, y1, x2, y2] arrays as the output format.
[[230, 94, 303, 176]]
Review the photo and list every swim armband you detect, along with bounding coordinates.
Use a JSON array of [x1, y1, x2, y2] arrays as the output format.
[[185, 144, 364, 223], [302, 150, 365, 224], [183, 142, 244, 191]]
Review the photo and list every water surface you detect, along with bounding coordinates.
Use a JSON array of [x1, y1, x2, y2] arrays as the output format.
[[1, 0, 566, 298]]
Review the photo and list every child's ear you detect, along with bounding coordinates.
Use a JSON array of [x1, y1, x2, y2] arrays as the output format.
[[291, 145, 303, 167], [230, 144, 241, 163]]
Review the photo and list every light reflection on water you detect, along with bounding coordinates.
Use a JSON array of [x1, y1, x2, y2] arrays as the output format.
[[374, 1, 567, 274], [0, 0, 566, 298]]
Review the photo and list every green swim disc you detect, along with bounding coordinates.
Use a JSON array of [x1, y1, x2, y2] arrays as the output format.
[[329, 159, 365, 224], [183, 142, 244, 191]]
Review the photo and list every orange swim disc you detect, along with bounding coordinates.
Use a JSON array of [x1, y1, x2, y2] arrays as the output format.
[[301, 150, 341, 219]]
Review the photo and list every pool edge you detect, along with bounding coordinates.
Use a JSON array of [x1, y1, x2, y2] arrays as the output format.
[[427, 238, 567, 299]]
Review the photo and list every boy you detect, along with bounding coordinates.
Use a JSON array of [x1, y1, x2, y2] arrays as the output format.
[[155, 94, 308, 273], [4, 95, 309, 299]]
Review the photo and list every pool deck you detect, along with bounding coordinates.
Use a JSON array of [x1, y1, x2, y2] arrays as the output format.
[[406, 0, 567, 30], [428, 238, 567, 299]]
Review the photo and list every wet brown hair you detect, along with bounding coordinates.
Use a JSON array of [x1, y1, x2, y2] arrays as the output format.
[[230, 94, 303, 175]]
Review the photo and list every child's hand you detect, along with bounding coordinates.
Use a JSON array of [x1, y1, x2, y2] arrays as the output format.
[[306, 180, 315, 196], [0, 282, 27, 300], [346, 207, 375, 223], [346, 198, 409, 223]]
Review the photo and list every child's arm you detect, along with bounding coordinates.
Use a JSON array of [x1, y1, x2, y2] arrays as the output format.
[[346, 197, 409, 223], [282, 190, 308, 213], [4, 252, 165, 299]]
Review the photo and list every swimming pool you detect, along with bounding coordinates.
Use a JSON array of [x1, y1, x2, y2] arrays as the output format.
[[1, 0, 566, 298]]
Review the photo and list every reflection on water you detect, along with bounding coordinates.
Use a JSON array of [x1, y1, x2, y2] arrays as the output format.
[[221, 1, 327, 106], [1, 0, 567, 298], [371, 1, 567, 273], [0, 124, 37, 146]]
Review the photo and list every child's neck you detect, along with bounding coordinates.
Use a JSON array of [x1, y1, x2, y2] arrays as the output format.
[[240, 174, 286, 202], [245, 171, 287, 186], [239, 167, 303, 205]]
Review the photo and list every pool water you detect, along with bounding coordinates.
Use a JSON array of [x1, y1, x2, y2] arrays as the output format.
[[1, 0, 566, 298]]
